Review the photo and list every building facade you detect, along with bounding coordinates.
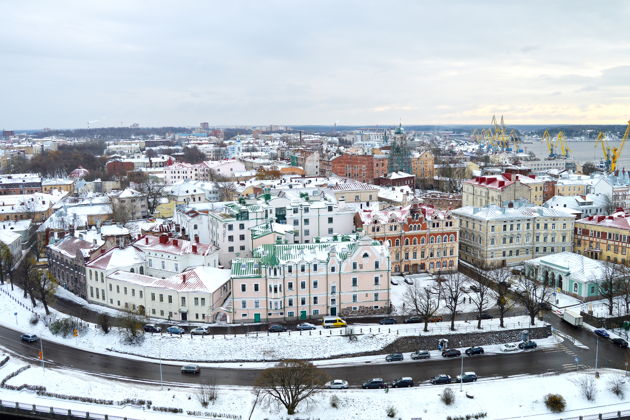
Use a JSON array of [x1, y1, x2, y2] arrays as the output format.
[[462, 173, 544, 207], [331, 154, 388, 184], [574, 212, 630, 264], [411, 151, 435, 180]]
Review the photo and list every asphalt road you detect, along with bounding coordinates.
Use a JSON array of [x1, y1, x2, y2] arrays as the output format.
[[1, 312, 627, 387]]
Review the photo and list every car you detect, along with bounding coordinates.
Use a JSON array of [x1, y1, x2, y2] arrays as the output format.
[[501, 343, 519, 352], [465, 346, 484, 356], [431, 374, 452, 385], [518, 340, 537, 350], [390, 377, 414, 388], [296, 322, 317, 331], [268, 324, 287, 333], [20, 334, 38, 343], [167, 326, 185, 334], [410, 350, 430, 360], [594, 329, 610, 339], [322, 317, 347, 328], [379, 318, 397, 325], [362, 378, 387, 389], [477, 312, 493, 320], [143, 324, 162, 333], [404, 276, 414, 285], [391, 278, 400, 286], [456, 372, 478, 383], [180, 364, 200, 374], [325, 379, 349, 389], [385, 353, 404, 362], [428, 316, 443, 323], [441, 348, 461, 358], [469, 284, 480, 292], [405, 316, 423, 324], [190, 327, 208, 335], [612, 338, 628, 348]]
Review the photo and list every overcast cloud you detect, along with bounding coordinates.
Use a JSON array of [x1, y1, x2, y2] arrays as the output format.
[[1, 0, 630, 129]]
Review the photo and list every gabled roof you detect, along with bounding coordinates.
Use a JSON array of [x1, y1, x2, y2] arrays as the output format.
[[87, 246, 145, 271], [133, 234, 214, 256], [48, 236, 96, 259]]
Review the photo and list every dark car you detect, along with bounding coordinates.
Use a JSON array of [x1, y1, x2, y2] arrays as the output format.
[[405, 316, 423, 324], [362, 378, 387, 389], [518, 340, 537, 350], [441, 348, 462, 358], [166, 326, 185, 334], [410, 350, 430, 360], [612, 338, 628, 348], [390, 377, 414, 388], [379, 318, 397, 325], [469, 284, 480, 292], [456, 372, 478, 383], [431, 374, 452, 385], [465, 346, 484, 356], [180, 364, 200, 374], [594, 329, 610, 339], [477, 312, 493, 320], [20, 334, 39, 343], [268, 324, 287, 333], [386, 353, 404, 362], [143, 324, 162, 333], [403, 276, 414, 285]]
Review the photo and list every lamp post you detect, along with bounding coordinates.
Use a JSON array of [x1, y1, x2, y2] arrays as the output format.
[[459, 341, 464, 392], [159, 339, 163, 390], [595, 335, 599, 372]]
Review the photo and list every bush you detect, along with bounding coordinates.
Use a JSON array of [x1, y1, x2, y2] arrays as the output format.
[[573, 375, 596, 401], [330, 395, 340, 408], [447, 414, 487, 420], [609, 376, 625, 398], [49, 317, 83, 338], [98, 313, 111, 334], [386, 406, 397, 418], [441, 387, 455, 405], [29, 314, 39, 325], [544, 394, 566, 413], [196, 382, 218, 407]]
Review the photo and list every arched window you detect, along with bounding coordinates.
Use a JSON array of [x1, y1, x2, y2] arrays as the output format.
[[130, 268, 135, 273], [404, 238, 409, 246], [430, 237, 435, 244], [385, 240, 391, 247], [362, 252, 369, 258], [449, 234, 455, 242], [421, 237, 426, 244], [437, 236, 442, 243], [443, 235, 448, 243], [412, 238, 417, 245], [139, 266, 144, 275], [436, 261, 441, 269], [429, 262, 434, 270], [395, 239, 400, 246]]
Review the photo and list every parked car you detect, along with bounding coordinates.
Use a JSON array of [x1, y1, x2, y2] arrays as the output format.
[[501, 343, 519, 352], [594, 329, 610, 339], [191, 327, 208, 335], [428, 316, 443, 323], [386, 353, 404, 362], [465, 346, 484, 356], [322, 317, 347, 328], [180, 365, 200, 374], [612, 338, 628, 348], [391, 278, 400, 286], [362, 378, 387, 389], [167, 326, 185, 334], [268, 324, 287, 333], [404, 276, 414, 285], [431, 374, 452, 385], [441, 348, 461, 358], [325, 379, 349, 389], [296, 322, 317, 331], [410, 350, 431, 360], [469, 284, 480, 292], [405, 316, 424, 324], [20, 334, 38, 343], [143, 324, 162, 333], [518, 340, 537, 350], [390, 377, 414, 388], [379, 317, 397, 325], [456, 372, 478, 383], [477, 312, 493, 320]]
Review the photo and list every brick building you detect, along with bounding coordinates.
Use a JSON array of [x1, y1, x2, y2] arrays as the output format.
[[331, 154, 388, 184]]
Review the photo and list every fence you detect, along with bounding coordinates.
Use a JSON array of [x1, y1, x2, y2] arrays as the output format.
[[0, 398, 140, 420], [498, 408, 630, 420], [0, 284, 40, 320]]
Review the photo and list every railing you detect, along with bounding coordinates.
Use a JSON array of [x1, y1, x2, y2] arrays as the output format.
[[0, 398, 140, 420], [497, 407, 630, 420]]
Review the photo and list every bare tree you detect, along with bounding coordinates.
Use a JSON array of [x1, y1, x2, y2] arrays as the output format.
[[217, 182, 238, 201], [403, 282, 441, 332], [254, 359, 329, 415], [196, 380, 218, 407], [617, 276, 630, 315], [30, 269, 57, 315], [138, 180, 165, 215], [596, 262, 620, 316], [111, 201, 132, 224], [516, 276, 552, 326], [471, 281, 492, 329], [442, 272, 467, 331], [16, 255, 38, 307], [573, 374, 597, 401], [486, 267, 514, 328], [0, 242, 14, 287]]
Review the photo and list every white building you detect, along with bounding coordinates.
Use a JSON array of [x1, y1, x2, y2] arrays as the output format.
[[544, 193, 611, 218]]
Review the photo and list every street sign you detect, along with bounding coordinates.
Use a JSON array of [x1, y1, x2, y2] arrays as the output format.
[[575, 357, 579, 363], [73, 329, 78, 337]]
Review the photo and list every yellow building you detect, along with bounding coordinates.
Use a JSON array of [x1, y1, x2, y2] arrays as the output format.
[[42, 178, 75, 194], [411, 151, 435, 180], [554, 180, 588, 197], [154, 198, 176, 218], [574, 212, 630, 264]]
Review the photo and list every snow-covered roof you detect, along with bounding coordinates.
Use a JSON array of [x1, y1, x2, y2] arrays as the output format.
[[48, 236, 96, 259], [100, 224, 130, 237], [87, 246, 145, 271], [133, 234, 214, 256], [452, 205, 575, 221], [0, 230, 21, 246], [108, 266, 230, 293], [576, 211, 630, 230], [526, 252, 604, 284], [117, 188, 143, 199]]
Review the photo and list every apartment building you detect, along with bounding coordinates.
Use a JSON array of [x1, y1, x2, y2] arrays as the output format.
[[109, 188, 148, 220], [462, 173, 544, 207], [331, 154, 389, 184], [164, 162, 212, 184], [326, 180, 379, 204], [544, 193, 610, 219], [356, 203, 459, 274], [574, 212, 630, 264], [452, 204, 575, 268], [0, 173, 42, 195], [46, 236, 99, 298], [230, 234, 390, 323], [411, 151, 435, 180]]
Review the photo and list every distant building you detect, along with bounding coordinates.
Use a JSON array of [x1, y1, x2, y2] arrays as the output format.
[[376, 171, 415, 188], [331, 154, 388, 184], [462, 172, 544, 207], [387, 124, 413, 174], [574, 211, 630, 264], [411, 150, 435, 180], [0, 173, 42, 195], [544, 194, 610, 219]]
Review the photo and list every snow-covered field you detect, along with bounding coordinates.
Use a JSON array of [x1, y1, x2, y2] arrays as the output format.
[[1, 350, 630, 420], [1, 283, 543, 363]]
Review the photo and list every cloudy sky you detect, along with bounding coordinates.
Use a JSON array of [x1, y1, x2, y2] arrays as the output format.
[[2, 0, 630, 129]]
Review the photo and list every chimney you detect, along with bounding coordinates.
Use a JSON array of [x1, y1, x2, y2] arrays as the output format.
[[192, 245, 197, 254], [145, 237, 149, 244], [159, 234, 168, 244], [194, 234, 199, 243], [182, 272, 186, 283], [173, 239, 178, 247]]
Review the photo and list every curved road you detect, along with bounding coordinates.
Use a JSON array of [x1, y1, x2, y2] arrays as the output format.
[[1, 313, 627, 387]]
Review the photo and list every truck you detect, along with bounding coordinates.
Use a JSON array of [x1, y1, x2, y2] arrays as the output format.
[[562, 309, 583, 327]]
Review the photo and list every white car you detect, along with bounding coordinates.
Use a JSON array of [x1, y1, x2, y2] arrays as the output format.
[[391, 278, 400, 286], [326, 379, 349, 389], [501, 343, 519, 352]]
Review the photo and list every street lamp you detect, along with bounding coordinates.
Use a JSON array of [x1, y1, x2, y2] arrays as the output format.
[[595, 335, 599, 372], [459, 341, 464, 392], [159, 338, 163, 390]]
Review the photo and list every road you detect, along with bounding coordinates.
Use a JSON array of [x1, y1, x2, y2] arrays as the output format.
[[1, 312, 627, 387]]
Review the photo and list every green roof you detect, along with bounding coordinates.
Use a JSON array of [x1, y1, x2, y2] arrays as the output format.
[[230, 258, 261, 277]]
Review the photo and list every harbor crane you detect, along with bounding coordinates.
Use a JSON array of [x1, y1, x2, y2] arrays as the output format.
[[594, 120, 630, 172]]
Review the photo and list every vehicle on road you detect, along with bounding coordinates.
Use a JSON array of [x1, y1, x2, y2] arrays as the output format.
[[167, 326, 185, 334], [456, 372, 478, 383], [562, 310, 583, 327], [518, 340, 537, 350], [268, 324, 287, 333], [405, 316, 423, 324], [325, 379, 349, 389], [477, 312, 493, 320], [431, 374, 452, 385], [390, 377, 414, 388], [191, 327, 208, 335], [296, 322, 317, 331], [428, 316, 443, 322], [501, 343, 518, 352], [362, 378, 387, 389], [20, 334, 38, 343], [143, 324, 162, 333], [379, 318, 397, 325], [465, 346, 484, 356], [594, 329, 610, 339], [386, 353, 404, 362], [612, 338, 628, 348], [410, 350, 430, 360], [441, 348, 461, 358], [322, 317, 347, 329], [404, 276, 414, 285], [180, 365, 200, 374]]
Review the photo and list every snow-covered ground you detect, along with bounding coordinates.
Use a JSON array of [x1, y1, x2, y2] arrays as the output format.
[[1, 350, 630, 420], [1, 283, 545, 364]]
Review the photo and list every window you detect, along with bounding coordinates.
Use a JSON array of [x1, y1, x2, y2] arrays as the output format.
[[331, 266, 336, 272], [352, 277, 358, 287], [288, 298, 293, 306], [228, 224, 234, 231], [288, 281, 293, 290], [168, 295, 173, 303], [313, 264, 318, 272], [201, 298, 205, 306], [194, 297, 199, 306], [313, 296, 318, 305], [352, 262, 357, 269], [301, 281, 306, 289], [300, 297, 306, 305], [313, 280, 318, 289], [161, 260, 165, 270], [293, 219, 299, 226], [328, 217, 333, 223], [254, 300, 260, 308], [131, 289, 135, 297], [301, 265, 306, 273], [374, 276, 380, 285], [573, 283, 578, 293], [174, 263, 179, 272], [331, 285, 336, 294], [304, 229, 310, 236], [124, 287, 127, 295], [288, 265, 293, 273], [228, 235, 234, 242], [375, 261, 380, 269], [239, 234, 245, 241], [254, 283, 259, 292], [374, 292, 379, 301], [239, 223, 245, 230], [328, 228, 334, 234], [241, 284, 247, 292], [352, 294, 357, 303], [241, 300, 247, 309], [181, 297, 186, 306], [304, 218, 309, 225], [159, 294, 164, 302], [148, 259, 153, 267], [228, 246, 234, 252]]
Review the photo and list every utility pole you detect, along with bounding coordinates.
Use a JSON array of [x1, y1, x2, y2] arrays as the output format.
[[595, 335, 599, 371], [459, 341, 464, 392]]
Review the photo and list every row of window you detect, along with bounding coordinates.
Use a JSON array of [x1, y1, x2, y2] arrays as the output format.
[[241, 276, 382, 294], [239, 293, 382, 309]]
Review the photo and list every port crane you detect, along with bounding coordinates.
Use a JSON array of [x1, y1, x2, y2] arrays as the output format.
[[594, 120, 630, 172]]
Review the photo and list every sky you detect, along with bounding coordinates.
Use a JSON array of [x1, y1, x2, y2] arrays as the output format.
[[2, 0, 630, 129]]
